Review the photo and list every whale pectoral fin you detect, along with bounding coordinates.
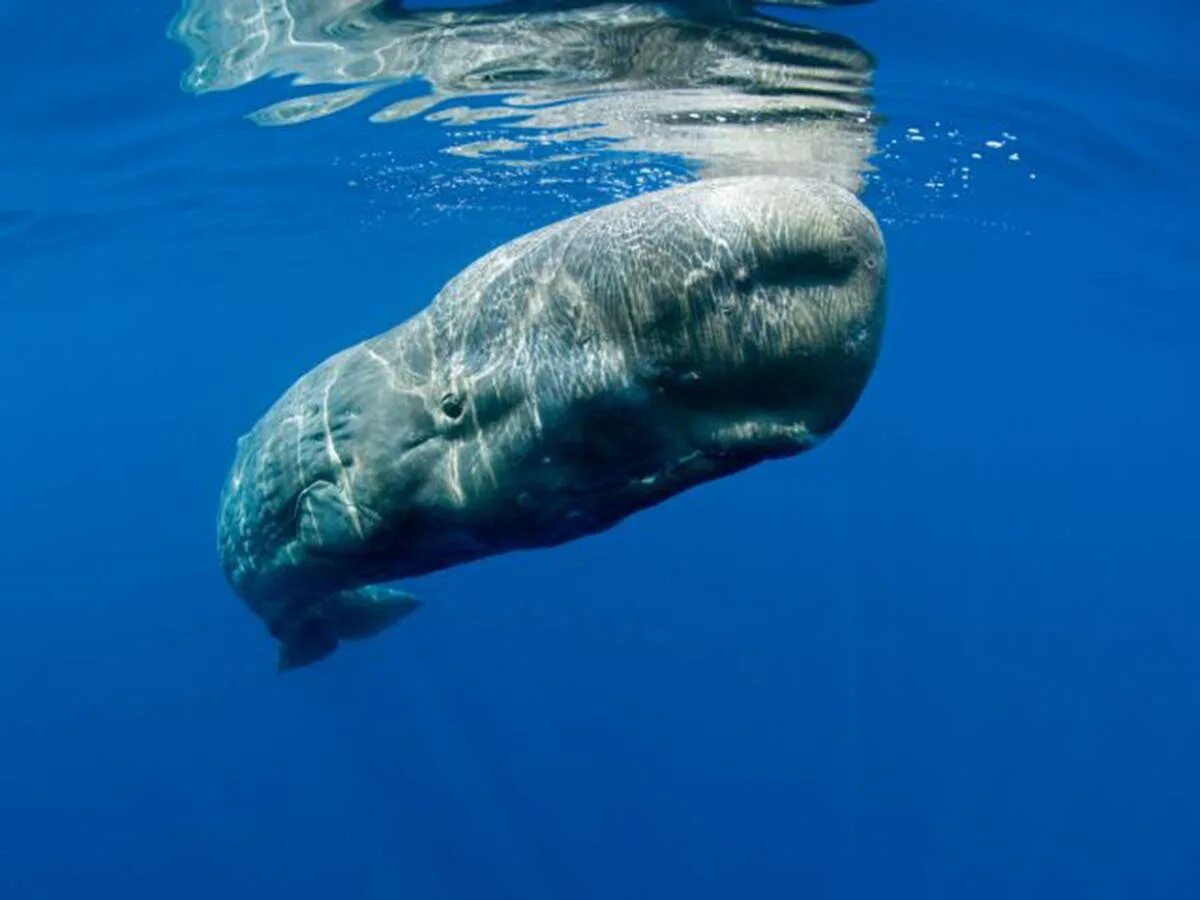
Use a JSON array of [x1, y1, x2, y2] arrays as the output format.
[[277, 617, 339, 672], [275, 587, 421, 671], [327, 586, 422, 641]]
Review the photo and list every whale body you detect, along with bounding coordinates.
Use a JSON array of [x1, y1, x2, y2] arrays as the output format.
[[217, 176, 886, 669]]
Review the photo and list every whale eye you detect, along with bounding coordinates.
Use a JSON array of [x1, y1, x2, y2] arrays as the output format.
[[440, 392, 465, 420]]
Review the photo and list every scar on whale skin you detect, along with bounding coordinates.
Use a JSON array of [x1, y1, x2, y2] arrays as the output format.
[[217, 176, 887, 669]]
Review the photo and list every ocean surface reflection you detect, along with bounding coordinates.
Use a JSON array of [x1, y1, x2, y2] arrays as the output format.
[[170, 0, 877, 191]]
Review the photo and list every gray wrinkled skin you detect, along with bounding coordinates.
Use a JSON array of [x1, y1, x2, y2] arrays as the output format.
[[218, 176, 886, 668]]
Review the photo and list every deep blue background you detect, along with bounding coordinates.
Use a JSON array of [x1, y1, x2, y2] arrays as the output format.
[[2, 1, 1198, 897]]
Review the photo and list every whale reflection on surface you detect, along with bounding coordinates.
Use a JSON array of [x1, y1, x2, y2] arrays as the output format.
[[170, 0, 877, 190]]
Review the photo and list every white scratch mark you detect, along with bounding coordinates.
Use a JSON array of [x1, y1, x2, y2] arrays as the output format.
[[321, 367, 365, 539]]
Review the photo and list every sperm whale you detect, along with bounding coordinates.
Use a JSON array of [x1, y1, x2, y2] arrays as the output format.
[[217, 176, 886, 669]]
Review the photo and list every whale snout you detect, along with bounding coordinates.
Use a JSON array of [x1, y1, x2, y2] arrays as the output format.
[[629, 177, 885, 440], [708, 177, 885, 306]]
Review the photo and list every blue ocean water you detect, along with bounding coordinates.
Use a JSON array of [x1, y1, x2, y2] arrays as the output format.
[[2, 0, 1198, 897]]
